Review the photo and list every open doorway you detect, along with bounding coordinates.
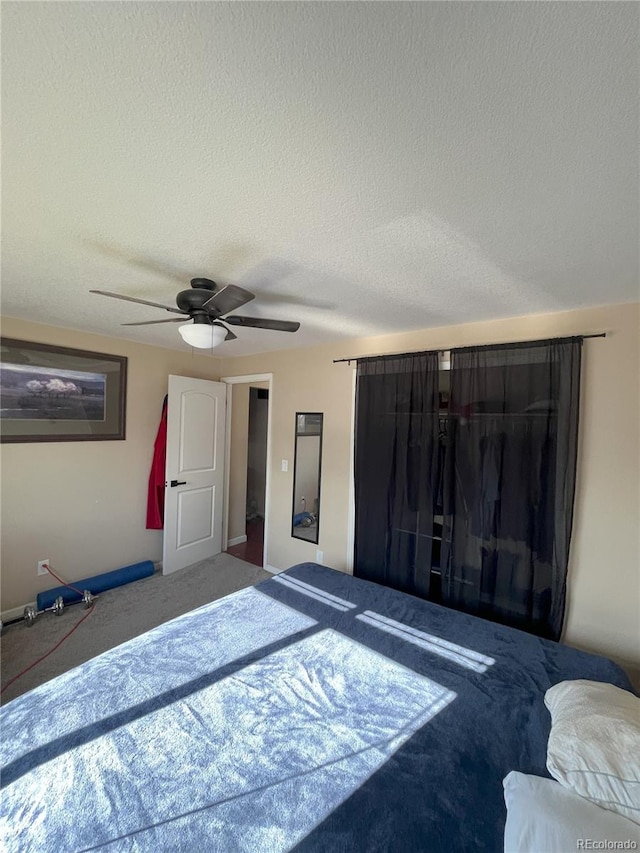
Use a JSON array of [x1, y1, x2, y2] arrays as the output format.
[[222, 374, 272, 569]]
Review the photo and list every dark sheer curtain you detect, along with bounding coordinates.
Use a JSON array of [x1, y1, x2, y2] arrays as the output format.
[[440, 337, 582, 640], [354, 351, 440, 598]]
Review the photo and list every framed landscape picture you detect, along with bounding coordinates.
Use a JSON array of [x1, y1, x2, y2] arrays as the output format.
[[0, 338, 127, 443]]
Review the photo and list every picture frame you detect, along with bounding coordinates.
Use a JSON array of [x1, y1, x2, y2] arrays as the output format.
[[0, 337, 127, 443]]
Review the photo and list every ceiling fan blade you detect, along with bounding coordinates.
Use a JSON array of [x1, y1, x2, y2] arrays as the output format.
[[224, 316, 301, 332], [201, 284, 255, 316], [121, 318, 187, 326], [215, 322, 237, 342], [90, 289, 186, 314]]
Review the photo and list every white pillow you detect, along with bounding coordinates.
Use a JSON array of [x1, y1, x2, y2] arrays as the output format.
[[503, 771, 640, 853], [544, 680, 640, 825]]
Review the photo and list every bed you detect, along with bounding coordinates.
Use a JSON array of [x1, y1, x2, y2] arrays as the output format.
[[1, 563, 632, 852]]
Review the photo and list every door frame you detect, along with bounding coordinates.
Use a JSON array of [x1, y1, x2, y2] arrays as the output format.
[[221, 373, 273, 570]]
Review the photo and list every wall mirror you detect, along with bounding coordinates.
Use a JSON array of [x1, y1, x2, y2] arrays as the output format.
[[291, 412, 323, 544]]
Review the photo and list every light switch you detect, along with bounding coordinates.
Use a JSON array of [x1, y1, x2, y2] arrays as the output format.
[[281, 459, 288, 472]]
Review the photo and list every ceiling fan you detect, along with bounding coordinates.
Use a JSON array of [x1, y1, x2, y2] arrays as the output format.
[[90, 278, 300, 348]]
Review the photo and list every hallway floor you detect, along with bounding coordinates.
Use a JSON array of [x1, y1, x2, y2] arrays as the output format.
[[226, 517, 264, 567]]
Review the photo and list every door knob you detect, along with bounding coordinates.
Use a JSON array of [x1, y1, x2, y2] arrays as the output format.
[[170, 479, 187, 487]]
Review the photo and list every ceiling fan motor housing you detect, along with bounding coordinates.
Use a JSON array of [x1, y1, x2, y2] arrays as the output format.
[[177, 283, 218, 315], [190, 278, 216, 291]]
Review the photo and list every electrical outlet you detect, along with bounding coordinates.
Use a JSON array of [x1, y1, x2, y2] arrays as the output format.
[[37, 559, 50, 576], [315, 550, 323, 564]]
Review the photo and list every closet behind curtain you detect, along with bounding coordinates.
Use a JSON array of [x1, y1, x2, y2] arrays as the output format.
[[354, 351, 440, 598], [440, 338, 582, 640]]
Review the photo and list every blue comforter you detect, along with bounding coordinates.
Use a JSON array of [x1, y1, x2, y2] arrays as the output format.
[[0, 563, 632, 852]]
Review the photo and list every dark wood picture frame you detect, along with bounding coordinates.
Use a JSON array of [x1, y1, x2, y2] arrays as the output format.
[[0, 337, 127, 443]]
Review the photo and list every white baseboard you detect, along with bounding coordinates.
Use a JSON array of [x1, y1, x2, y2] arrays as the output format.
[[264, 564, 284, 575], [228, 535, 247, 547], [1, 602, 35, 623]]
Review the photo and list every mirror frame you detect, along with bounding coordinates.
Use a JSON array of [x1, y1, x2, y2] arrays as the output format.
[[291, 412, 323, 545]]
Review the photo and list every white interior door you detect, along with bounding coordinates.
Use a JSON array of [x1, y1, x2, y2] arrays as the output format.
[[163, 375, 226, 575]]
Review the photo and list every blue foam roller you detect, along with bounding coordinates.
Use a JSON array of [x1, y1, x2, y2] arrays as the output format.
[[293, 511, 314, 527], [36, 560, 155, 611]]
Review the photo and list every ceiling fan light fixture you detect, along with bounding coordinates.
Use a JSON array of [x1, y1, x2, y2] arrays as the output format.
[[178, 321, 227, 349]]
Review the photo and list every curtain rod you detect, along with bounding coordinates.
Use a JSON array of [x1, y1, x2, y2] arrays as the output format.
[[332, 333, 606, 364]]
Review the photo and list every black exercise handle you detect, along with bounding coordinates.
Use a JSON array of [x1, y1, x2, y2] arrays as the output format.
[[170, 479, 187, 487]]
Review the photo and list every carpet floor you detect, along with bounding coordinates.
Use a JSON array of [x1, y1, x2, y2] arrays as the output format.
[[1, 553, 271, 704]]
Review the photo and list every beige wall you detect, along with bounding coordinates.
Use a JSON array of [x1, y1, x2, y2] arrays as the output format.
[[0, 316, 221, 609], [220, 302, 640, 675]]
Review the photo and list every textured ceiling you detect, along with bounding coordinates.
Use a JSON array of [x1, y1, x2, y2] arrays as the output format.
[[2, 2, 638, 355]]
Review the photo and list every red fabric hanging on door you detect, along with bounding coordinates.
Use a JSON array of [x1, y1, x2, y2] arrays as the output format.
[[146, 396, 168, 529]]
